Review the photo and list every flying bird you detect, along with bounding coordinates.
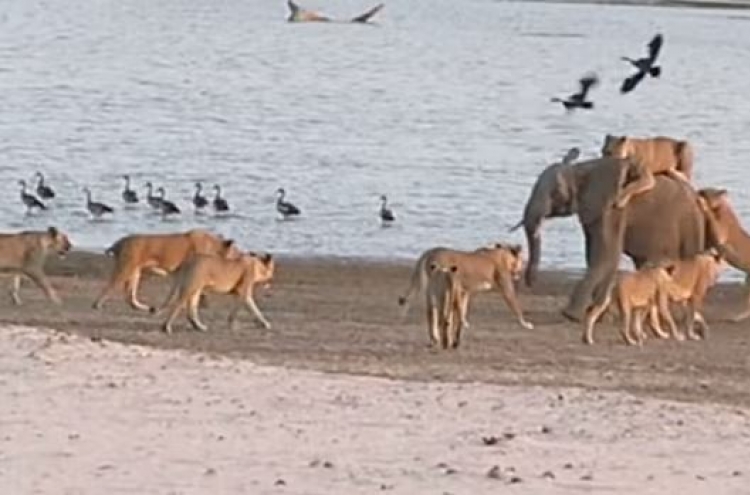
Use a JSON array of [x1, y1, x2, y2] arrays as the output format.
[[550, 73, 599, 111], [620, 33, 663, 94]]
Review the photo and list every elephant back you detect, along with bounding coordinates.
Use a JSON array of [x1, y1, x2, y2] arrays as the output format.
[[623, 177, 705, 266]]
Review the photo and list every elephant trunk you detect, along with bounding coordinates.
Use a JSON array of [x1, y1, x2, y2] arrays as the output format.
[[522, 205, 546, 287]]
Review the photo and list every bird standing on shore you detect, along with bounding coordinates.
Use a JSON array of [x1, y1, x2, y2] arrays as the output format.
[[34, 172, 55, 200], [83, 187, 114, 218], [551, 73, 599, 111], [213, 185, 230, 213], [379, 195, 395, 224], [18, 180, 47, 213], [620, 33, 663, 94], [145, 182, 163, 210], [193, 182, 208, 212], [157, 187, 181, 217], [121, 175, 139, 204], [276, 188, 301, 220]]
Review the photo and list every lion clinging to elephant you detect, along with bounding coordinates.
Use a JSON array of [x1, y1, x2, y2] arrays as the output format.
[[512, 140, 723, 323]]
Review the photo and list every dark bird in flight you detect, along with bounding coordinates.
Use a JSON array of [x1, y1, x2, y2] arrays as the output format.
[[550, 73, 599, 111], [620, 34, 663, 94]]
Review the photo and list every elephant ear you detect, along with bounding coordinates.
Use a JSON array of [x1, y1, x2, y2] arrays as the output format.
[[574, 158, 627, 225]]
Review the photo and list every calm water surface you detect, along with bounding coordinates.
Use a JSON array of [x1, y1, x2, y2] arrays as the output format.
[[1, 0, 749, 278]]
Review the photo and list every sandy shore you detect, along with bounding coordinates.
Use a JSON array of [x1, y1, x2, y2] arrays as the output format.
[[2, 325, 749, 494], [2, 251, 750, 493]]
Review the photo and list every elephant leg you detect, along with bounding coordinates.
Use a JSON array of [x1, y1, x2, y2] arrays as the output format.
[[564, 215, 625, 322]]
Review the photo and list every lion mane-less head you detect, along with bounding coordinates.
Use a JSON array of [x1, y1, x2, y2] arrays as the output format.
[[601, 134, 631, 159], [244, 251, 275, 288], [485, 243, 524, 281], [46, 226, 72, 256]]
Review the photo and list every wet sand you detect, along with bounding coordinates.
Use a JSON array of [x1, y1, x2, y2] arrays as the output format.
[[2, 250, 750, 408]]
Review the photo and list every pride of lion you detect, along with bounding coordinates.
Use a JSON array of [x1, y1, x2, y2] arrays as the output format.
[[2, 134, 749, 350]]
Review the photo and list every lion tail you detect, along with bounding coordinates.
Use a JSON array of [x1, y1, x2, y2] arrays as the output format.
[[398, 250, 432, 316], [676, 141, 694, 181]]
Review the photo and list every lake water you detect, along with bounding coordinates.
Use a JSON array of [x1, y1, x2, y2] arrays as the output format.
[[1, 0, 749, 278]]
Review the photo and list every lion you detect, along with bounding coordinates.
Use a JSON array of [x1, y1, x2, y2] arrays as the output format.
[[695, 188, 750, 322], [424, 263, 468, 349], [0, 226, 72, 306], [584, 263, 682, 346], [156, 251, 275, 335], [398, 243, 533, 330], [601, 134, 694, 208], [646, 250, 724, 341], [93, 229, 240, 311]]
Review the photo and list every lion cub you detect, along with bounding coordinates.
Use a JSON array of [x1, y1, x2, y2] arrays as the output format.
[[584, 264, 681, 346], [601, 134, 693, 208], [157, 251, 275, 334], [425, 263, 467, 349]]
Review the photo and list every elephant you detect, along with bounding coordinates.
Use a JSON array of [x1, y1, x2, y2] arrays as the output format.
[[511, 156, 720, 322]]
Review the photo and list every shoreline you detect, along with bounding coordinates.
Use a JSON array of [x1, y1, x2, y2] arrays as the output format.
[[45, 249, 735, 288], [510, 0, 750, 10]]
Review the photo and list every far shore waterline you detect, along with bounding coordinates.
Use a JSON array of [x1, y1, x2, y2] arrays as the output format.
[[509, 0, 750, 10]]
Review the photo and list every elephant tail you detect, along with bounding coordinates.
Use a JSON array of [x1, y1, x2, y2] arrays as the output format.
[[676, 141, 694, 181], [508, 219, 524, 232]]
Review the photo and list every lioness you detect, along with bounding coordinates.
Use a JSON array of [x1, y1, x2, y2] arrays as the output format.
[[601, 134, 694, 208], [93, 229, 240, 311], [157, 251, 275, 334], [695, 188, 750, 322], [647, 250, 724, 341], [399, 243, 533, 330], [584, 264, 681, 346], [425, 263, 468, 349], [0, 226, 72, 306]]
